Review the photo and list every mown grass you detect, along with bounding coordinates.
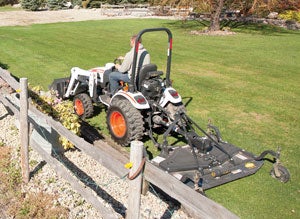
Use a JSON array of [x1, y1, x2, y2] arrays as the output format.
[[0, 5, 22, 12], [0, 19, 299, 218]]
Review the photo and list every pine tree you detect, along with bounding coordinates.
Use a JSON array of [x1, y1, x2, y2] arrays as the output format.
[[21, 0, 44, 11], [47, 0, 68, 10]]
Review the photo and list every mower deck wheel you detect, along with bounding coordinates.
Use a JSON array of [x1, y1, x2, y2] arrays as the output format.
[[270, 164, 290, 183]]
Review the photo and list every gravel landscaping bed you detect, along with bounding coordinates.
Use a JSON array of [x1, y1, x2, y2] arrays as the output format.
[[0, 9, 176, 27], [0, 101, 191, 218]]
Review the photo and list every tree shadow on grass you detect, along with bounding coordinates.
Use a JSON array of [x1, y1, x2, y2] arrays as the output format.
[[166, 19, 299, 36], [228, 21, 298, 35]]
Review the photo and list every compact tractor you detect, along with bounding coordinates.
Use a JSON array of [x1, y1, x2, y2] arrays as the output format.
[[50, 28, 290, 191]]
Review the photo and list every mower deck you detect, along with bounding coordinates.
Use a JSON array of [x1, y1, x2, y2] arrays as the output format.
[[151, 142, 264, 190]]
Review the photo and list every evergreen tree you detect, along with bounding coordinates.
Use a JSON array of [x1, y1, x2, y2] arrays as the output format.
[[21, 0, 44, 11], [47, 0, 68, 10]]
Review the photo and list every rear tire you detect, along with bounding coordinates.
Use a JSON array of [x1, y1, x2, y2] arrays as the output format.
[[106, 99, 144, 146], [73, 93, 94, 119]]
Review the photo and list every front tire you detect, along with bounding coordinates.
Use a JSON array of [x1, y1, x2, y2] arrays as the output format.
[[106, 99, 144, 146], [73, 93, 94, 119]]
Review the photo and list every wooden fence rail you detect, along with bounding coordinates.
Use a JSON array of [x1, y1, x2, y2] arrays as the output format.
[[0, 67, 239, 219]]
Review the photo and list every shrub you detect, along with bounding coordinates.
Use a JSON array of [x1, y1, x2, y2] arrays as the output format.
[[87, 0, 101, 8], [21, 0, 44, 11], [47, 0, 68, 10], [71, 0, 81, 7], [279, 10, 300, 22], [30, 87, 81, 150], [276, 0, 300, 13], [0, 0, 19, 6]]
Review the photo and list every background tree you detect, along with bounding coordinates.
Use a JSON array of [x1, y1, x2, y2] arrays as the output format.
[[21, 0, 45, 11], [150, 0, 224, 31], [152, 0, 299, 31], [209, 0, 224, 31]]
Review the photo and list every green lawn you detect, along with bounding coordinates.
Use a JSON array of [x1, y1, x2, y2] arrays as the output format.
[[0, 19, 299, 218], [0, 5, 22, 11]]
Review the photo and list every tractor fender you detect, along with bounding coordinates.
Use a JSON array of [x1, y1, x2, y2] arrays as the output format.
[[159, 87, 182, 108], [111, 91, 150, 110], [89, 63, 115, 84]]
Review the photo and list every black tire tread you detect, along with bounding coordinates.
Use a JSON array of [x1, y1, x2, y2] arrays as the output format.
[[74, 93, 94, 119], [107, 99, 144, 146], [270, 164, 290, 183]]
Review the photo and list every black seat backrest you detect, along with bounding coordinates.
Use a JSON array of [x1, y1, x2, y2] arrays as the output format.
[[137, 64, 158, 91]]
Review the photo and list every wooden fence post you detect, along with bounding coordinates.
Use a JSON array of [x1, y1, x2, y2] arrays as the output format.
[[20, 78, 29, 183], [127, 141, 144, 219]]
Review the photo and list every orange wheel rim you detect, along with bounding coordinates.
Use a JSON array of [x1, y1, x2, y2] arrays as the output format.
[[110, 111, 126, 138], [75, 99, 84, 116]]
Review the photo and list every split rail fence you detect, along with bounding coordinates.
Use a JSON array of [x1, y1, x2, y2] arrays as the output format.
[[0, 67, 239, 219]]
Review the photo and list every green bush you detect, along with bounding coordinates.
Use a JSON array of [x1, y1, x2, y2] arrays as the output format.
[[71, 0, 81, 7], [279, 10, 300, 22], [30, 86, 81, 150], [47, 0, 68, 10], [21, 0, 44, 11], [0, 0, 19, 6], [87, 0, 101, 8]]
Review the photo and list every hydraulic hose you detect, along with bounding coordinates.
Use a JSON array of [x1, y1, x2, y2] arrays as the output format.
[[254, 150, 279, 161]]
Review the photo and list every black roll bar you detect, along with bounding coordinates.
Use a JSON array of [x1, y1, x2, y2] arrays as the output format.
[[130, 27, 173, 92]]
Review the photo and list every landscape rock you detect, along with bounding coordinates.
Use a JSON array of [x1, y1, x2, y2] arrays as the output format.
[[267, 12, 278, 19]]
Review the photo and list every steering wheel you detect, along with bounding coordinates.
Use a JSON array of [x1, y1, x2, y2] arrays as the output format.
[[114, 57, 123, 65]]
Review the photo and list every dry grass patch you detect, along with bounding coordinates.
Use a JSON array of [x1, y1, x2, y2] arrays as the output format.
[[0, 144, 69, 218], [8, 192, 69, 219], [232, 111, 271, 125]]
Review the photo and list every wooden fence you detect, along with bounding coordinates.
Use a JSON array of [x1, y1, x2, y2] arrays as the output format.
[[0, 67, 239, 219]]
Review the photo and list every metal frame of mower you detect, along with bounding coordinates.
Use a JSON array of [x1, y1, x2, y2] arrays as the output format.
[[150, 107, 290, 191]]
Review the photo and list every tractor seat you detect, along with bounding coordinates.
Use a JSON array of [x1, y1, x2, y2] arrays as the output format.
[[137, 63, 163, 91]]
